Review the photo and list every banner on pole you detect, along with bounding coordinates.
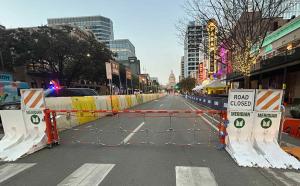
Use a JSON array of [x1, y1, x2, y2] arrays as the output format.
[[126, 68, 132, 80], [105, 62, 112, 80], [111, 61, 120, 76]]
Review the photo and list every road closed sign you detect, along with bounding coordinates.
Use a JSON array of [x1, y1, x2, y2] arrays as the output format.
[[228, 89, 255, 111]]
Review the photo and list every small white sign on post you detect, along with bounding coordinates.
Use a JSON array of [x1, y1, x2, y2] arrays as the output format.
[[228, 89, 255, 111], [105, 62, 112, 80]]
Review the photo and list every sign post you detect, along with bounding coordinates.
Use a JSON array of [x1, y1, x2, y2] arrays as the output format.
[[111, 61, 121, 94], [105, 62, 112, 95]]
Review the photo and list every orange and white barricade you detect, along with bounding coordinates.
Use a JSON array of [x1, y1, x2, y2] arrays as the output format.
[[0, 89, 53, 161]]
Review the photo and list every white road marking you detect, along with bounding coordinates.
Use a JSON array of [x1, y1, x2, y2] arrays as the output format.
[[176, 166, 218, 186], [0, 163, 36, 183], [58, 163, 115, 186], [184, 100, 218, 131], [283, 172, 300, 184], [265, 169, 291, 186], [199, 115, 218, 131], [160, 104, 164, 107], [122, 122, 145, 144]]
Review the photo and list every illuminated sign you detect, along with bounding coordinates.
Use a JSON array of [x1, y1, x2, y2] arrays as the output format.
[[207, 19, 218, 75], [199, 63, 203, 82]]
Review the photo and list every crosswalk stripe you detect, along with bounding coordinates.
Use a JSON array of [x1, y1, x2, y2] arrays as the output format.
[[176, 166, 218, 186], [57, 164, 115, 186], [0, 163, 36, 183]]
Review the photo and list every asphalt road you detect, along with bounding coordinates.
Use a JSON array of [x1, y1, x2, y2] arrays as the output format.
[[0, 95, 300, 186]]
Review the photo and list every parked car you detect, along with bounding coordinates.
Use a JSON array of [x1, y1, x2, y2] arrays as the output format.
[[46, 88, 99, 97]]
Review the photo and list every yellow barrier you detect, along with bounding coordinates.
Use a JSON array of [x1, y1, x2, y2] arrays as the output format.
[[71, 96, 97, 124], [111, 95, 120, 111], [118, 95, 127, 110], [46, 94, 166, 128], [131, 95, 138, 106], [125, 95, 132, 108]]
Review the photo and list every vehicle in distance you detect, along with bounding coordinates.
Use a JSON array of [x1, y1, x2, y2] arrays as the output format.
[[46, 88, 99, 97]]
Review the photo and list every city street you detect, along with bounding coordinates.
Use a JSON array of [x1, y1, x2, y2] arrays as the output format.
[[0, 95, 299, 186]]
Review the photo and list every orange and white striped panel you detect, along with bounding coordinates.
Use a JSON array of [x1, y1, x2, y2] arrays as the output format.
[[255, 89, 283, 111], [21, 89, 45, 110]]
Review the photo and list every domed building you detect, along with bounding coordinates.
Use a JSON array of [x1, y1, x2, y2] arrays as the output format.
[[167, 70, 176, 93]]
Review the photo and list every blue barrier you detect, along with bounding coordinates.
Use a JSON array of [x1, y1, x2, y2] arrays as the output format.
[[184, 95, 228, 110]]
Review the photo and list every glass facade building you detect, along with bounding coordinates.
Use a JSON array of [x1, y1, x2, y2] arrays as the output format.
[[47, 15, 114, 43], [283, 0, 300, 19], [184, 21, 207, 78], [109, 39, 136, 61]]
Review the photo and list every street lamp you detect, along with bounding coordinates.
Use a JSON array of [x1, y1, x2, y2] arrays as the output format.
[[87, 53, 91, 57]]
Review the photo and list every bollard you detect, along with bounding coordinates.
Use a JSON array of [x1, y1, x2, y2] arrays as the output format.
[[51, 111, 59, 145], [217, 111, 227, 150], [44, 109, 53, 148]]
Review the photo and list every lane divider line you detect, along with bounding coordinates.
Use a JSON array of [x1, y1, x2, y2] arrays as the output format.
[[122, 122, 145, 144], [183, 100, 218, 131]]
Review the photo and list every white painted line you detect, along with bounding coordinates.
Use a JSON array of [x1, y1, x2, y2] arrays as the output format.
[[159, 104, 164, 107], [122, 122, 145, 144], [176, 166, 218, 186], [184, 100, 218, 131], [283, 172, 300, 184], [58, 163, 115, 186], [265, 169, 291, 186], [0, 163, 36, 183], [199, 115, 218, 131]]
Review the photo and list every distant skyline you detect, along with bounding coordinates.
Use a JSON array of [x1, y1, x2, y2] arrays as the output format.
[[0, 0, 186, 84]]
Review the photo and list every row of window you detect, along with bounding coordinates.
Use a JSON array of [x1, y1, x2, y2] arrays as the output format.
[[188, 66, 199, 70], [188, 58, 199, 61], [48, 17, 111, 24]]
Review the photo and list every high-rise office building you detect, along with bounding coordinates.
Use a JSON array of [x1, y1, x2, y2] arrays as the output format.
[[109, 39, 136, 61], [183, 21, 207, 78], [47, 15, 114, 44], [283, 0, 300, 19], [180, 56, 184, 78], [223, 0, 300, 19]]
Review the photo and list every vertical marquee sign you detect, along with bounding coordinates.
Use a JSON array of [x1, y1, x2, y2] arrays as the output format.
[[207, 19, 218, 77]]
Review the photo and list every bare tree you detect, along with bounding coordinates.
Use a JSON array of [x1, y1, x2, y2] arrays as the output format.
[[182, 0, 293, 88]]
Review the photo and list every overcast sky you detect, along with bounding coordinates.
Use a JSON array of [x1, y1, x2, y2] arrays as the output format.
[[0, 0, 187, 84]]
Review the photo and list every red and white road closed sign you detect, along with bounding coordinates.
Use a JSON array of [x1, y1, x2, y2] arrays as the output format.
[[228, 89, 255, 111], [255, 90, 283, 111]]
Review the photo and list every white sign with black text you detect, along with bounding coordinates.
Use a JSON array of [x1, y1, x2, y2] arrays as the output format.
[[228, 89, 255, 111]]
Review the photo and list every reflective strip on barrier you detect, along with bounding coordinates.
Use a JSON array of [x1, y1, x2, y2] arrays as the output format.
[[255, 90, 283, 111], [21, 89, 45, 110]]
